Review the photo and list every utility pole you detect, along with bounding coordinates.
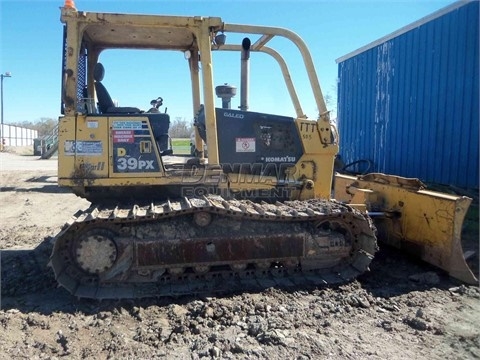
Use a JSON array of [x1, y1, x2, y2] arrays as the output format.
[[1, 72, 12, 151]]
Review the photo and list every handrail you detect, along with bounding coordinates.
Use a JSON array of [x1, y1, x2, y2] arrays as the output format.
[[40, 123, 59, 159]]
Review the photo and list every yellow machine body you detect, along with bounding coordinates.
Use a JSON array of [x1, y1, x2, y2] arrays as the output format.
[[49, 2, 475, 299], [57, 6, 337, 202]]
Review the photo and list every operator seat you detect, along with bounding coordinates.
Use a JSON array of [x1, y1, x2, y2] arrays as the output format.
[[93, 63, 142, 114]]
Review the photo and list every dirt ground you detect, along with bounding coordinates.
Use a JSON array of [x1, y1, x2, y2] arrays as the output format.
[[0, 148, 479, 360]]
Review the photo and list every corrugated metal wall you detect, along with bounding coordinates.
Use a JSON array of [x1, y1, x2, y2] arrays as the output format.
[[0, 124, 38, 146], [336, 1, 479, 188]]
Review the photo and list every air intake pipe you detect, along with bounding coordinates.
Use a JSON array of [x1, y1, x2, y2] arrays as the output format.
[[215, 84, 237, 109]]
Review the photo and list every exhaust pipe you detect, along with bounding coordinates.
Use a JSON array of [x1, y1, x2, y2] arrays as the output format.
[[240, 37, 251, 111]]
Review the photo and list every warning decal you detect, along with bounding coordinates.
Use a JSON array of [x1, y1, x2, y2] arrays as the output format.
[[64, 140, 103, 156], [235, 137, 256, 153], [113, 130, 134, 143]]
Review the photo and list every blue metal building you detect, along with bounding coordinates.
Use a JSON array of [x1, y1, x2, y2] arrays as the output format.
[[336, 0, 479, 188]]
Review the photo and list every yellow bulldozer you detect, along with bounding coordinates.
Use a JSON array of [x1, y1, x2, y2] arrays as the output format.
[[50, 1, 477, 299]]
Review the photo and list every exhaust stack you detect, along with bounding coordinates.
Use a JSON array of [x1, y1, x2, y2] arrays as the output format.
[[240, 37, 251, 111]]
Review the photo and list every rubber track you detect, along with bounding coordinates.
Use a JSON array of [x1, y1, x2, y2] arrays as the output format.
[[50, 195, 377, 299]]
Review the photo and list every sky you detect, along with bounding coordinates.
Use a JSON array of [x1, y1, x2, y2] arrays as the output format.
[[0, 0, 456, 125]]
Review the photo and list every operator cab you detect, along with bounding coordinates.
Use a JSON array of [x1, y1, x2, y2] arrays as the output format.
[[93, 63, 141, 115], [81, 62, 172, 155]]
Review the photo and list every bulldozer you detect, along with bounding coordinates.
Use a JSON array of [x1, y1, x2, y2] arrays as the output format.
[[50, 1, 477, 299]]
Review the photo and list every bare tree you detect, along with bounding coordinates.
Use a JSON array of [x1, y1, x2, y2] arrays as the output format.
[[169, 117, 193, 138], [9, 117, 57, 137]]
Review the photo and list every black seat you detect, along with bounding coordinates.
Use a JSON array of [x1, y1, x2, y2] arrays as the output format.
[[147, 113, 171, 153], [93, 63, 142, 114]]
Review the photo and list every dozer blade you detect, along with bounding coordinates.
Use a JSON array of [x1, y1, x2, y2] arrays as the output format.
[[334, 173, 477, 285]]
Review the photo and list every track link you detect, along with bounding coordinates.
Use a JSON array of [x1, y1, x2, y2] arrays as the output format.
[[49, 195, 377, 299]]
